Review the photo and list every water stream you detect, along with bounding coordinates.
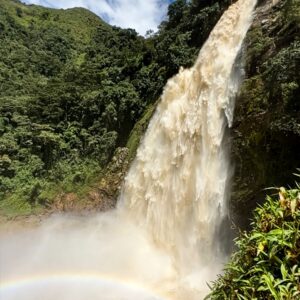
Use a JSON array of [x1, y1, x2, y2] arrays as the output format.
[[0, 0, 256, 299]]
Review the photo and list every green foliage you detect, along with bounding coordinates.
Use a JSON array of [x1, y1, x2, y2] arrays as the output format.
[[0, 157, 101, 216], [237, 0, 300, 128], [231, 0, 300, 223], [0, 0, 232, 213], [126, 102, 157, 161], [207, 185, 300, 299], [155, 0, 232, 78]]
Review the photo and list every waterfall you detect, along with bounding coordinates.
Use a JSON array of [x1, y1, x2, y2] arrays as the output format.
[[0, 1, 256, 300], [120, 0, 256, 279]]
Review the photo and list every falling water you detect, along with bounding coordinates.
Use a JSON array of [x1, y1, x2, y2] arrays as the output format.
[[0, 0, 256, 299], [120, 0, 256, 282]]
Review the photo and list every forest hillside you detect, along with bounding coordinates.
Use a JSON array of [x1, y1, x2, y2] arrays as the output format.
[[0, 0, 232, 215]]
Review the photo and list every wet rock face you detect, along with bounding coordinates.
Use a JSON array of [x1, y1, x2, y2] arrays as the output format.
[[231, 0, 300, 229]]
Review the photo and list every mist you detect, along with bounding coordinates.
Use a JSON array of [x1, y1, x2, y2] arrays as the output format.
[[0, 0, 256, 299]]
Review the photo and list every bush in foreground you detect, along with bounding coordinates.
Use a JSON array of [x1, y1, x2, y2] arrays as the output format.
[[207, 180, 300, 299]]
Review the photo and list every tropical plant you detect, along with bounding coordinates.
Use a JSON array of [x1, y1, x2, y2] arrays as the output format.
[[206, 179, 300, 299]]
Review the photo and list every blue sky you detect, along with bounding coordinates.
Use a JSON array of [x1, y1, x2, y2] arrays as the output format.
[[22, 0, 174, 35]]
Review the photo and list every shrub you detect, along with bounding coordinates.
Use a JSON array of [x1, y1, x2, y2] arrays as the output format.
[[206, 179, 300, 300]]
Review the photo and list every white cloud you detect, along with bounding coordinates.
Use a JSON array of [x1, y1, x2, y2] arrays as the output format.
[[22, 0, 171, 35]]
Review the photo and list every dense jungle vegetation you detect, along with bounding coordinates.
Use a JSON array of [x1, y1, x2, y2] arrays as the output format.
[[0, 0, 233, 214]]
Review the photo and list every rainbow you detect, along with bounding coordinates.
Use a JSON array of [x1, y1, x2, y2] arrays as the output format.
[[0, 272, 168, 299]]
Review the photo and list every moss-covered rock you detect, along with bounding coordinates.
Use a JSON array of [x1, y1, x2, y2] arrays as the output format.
[[231, 0, 300, 229]]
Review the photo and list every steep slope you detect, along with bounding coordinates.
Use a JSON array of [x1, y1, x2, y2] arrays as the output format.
[[0, 0, 107, 42], [0, 0, 146, 214], [0, 0, 107, 95], [231, 0, 300, 228]]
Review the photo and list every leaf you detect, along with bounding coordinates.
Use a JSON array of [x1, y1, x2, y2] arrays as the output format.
[[249, 232, 264, 241], [280, 264, 288, 280], [260, 274, 280, 300]]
